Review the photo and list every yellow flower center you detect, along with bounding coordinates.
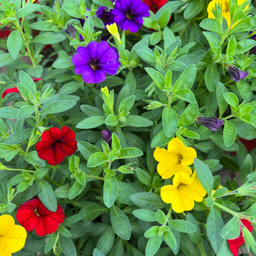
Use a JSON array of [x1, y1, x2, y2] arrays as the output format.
[[178, 154, 183, 163], [126, 13, 133, 20], [177, 184, 187, 190], [34, 208, 40, 217], [90, 63, 98, 71]]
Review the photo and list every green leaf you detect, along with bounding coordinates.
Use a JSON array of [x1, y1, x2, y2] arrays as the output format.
[[145, 235, 162, 256], [93, 0, 114, 8], [132, 209, 156, 222], [155, 209, 166, 225], [105, 114, 118, 126], [76, 116, 105, 129], [163, 231, 177, 250], [184, 0, 203, 20], [237, 80, 252, 102], [55, 184, 69, 198], [59, 236, 77, 256], [220, 216, 240, 240], [16, 4, 41, 18], [37, 179, 57, 212], [103, 174, 118, 208], [174, 89, 196, 103], [110, 205, 131, 240], [194, 158, 213, 196], [239, 154, 253, 184], [223, 92, 239, 107], [0, 53, 14, 68], [29, 21, 54, 31], [62, 3, 82, 18], [210, 134, 239, 151], [68, 181, 86, 200], [25, 151, 45, 167], [34, 168, 48, 180], [216, 82, 228, 117], [117, 181, 136, 205], [7, 30, 22, 60], [150, 32, 162, 45], [151, 129, 173, 148], [17, 105, 36, 119], [134, 167, 152, 187], [158, 8, 171, 28], [168, 220, 197, 233], [199, 18, 222, 34], [206, 207, 224, 254], [240, 114, 256, 128], [81, 105, 104, 117], [28, 65, 43, 78], [97, 227, 115, 254], [205, 66, 220, 92], [71, 221, 91, 239], [79, 203, 107, 221], [31, 32, 66, 44], [134, 45, 155, 64], [236, 39, 256, 55], [20, 71, 37, 96], [77, 141, 101, 161], [93, 249, 105, 256], [118, 95, 135, 113], [58, 225, 72, 237], [53, 57, 74, 69], [226, 34, 236, 56], [145, 68, 164, 90], [41, 100, 76, 115], [162, 107, 178, 138], [5, 128, 33, 145], [203, 32, 221, 55], [119, 147, 143, 159], [223, 121, 237, 147], [130, 192, 166, 211], [126, 115, 153, 127], [88, 152, 108, 167], [186, 213, 201, 245], [178, 103, 198, 127]]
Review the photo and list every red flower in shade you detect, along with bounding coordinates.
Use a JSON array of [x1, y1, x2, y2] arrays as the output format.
[[36, 126, 77, 166], [142, 0, 168, 13], [16, 197, 65, 237], [1, 87, 20, 99], [228, 219, 253, 256], [33, 78, 42, 82], [0, 27, 11, 39]]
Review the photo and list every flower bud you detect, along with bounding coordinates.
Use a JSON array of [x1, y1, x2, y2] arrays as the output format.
[[225, 64, 249, 82], [195, 116, 223, 131]]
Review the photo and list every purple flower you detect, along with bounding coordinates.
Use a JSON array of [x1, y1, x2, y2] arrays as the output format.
[[72, 41, 119, 84], [226, 65, 248, 82], [249, 31, 256, 55], [196, 116, 223, 131], [101, 130, 119, 147], [96, 4, 115, 27], [112, 0, 150, 33]]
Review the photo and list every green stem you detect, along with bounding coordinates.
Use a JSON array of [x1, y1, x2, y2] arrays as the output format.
[[165, 206, 172, 223], [214, 202, 238, 216], [85, 174, 104, 181], [222, 114, 233, 121], [5, 168, 34, 173]]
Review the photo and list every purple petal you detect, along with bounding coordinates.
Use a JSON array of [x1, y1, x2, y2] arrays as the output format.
[[72, 53, 89, 67], [86, 41, 98, 60], [102, 130, 111, 142], [94, 70, 107, 83], [77, 47, 90, 60], [100, 61, 119, 75], [97, 41, 110, 60], [239, 70, 249, 79], [81, 68, 96, 84], [100, 48, 118, 63], [74, 64, 90, 74]]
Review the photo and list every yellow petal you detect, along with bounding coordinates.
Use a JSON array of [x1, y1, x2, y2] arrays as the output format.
[[0, 215, 27, 255], [160, 185, 177, 204], [157, 161, 192, 179], [181, 147, 197, 165], [167, 137, 186, 154], [189, 171, 207, 200], [173, 172, 192, 187], [154, 147, 175, 163], [177, 189, 195, 212], [207, 0, 223, 19], [106, 23, 121, 44]]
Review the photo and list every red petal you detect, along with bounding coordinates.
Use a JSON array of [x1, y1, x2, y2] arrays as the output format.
[[36, 141, 53, 160], [33, 78, 42, 82], [228, 239, 240, 256], [35, 216, 59, 236], [47, 144, 66, 165], [61, 126, 76, 142], [46, 205, 65, 224], [41, 128, 61, 144], [241, 219, 253, 232], [57, 141, 77, 156], [2, 87, 20, 98]]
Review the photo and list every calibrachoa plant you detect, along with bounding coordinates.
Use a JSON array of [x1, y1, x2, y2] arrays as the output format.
[[2, 0, 256, 255]]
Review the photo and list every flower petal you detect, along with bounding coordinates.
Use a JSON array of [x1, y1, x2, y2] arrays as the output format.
[[160, 185, 177, 204], [173, 172, 192, 187], [61, 126, 76, 142]]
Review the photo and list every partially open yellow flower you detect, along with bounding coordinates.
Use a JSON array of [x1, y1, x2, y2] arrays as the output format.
[[0, 215, 27, 256], [207, 0, 248, 28], [160, 171, 206, 213], [106, 23, 122, 44], [154, 137, 197, 179], [101, 86, 110, 99]]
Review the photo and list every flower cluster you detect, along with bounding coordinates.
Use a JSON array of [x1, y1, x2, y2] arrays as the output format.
[[154, 138, 206, 213]]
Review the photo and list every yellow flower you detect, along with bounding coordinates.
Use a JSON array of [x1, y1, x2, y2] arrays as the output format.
[[101, 86, 110, 99], [160, 171, 206, 213], [106, 23, 122, 44], [0, 215, 27, 256], [207, 0, 248, 28], [154, 137, 197, 179]]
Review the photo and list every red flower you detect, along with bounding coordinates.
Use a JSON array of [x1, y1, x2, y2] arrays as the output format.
[[16, 197, 65, 237], [36, 126, 77, 165], [228, 219, 253, 256], [143, 0, 168, 13], [0, 27, 11, 39], [33, 78, 42, 82], [1, 87, 20, 99]]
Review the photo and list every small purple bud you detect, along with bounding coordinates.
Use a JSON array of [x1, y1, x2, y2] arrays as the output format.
[[65, 24, 76, 39], [196, 116, 223, 131], [226, 65, 248, 82], [101, 130, 112, 144]]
